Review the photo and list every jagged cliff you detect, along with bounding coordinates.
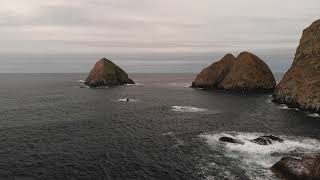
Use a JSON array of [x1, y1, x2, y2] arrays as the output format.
[[273, 20, 320, 113]]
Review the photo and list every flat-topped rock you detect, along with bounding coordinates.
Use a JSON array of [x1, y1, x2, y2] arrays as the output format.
[[273, 20, 320, 113], [192, 52, 276, 93], [85, 58, 134, 87]]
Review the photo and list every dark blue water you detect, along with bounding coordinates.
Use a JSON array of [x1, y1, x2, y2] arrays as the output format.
[[0, 73, 319, 180]]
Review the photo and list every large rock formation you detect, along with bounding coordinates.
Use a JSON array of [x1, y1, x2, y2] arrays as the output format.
[[85, 58, 134, 87], [191, 54, 236, 89], [271, 154, 320, 180], [273, 20, 320, 113], [192, 52, 276, 93]]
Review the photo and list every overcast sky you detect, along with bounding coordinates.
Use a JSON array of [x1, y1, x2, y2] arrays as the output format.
[[1, 0, 319, 54]]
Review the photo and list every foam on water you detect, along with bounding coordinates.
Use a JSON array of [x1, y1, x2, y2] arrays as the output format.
[[171, 106, 207, 112], [125, 83, 144, 86], [278, 104, 290, 109], [307, 112, 320, 118], [167, 82, 191, 88], [114, 98, 139, 102], [277, 104, 320, 118], [199, 132, 320, 180]]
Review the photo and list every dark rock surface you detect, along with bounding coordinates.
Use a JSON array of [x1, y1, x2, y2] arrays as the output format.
[[85, 58, 134, 87], [219, 136, 244, 145], [273, 20, 320, 113], [271, 154, 320, 180], [250, 135, 284, 145], [192, 52, 276, 93]]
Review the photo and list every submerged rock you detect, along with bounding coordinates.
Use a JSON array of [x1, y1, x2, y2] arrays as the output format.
[[250, 135, 283, 145], [192, 52, 276, 93], [85, 58, 134, 87], [271, 154, 320, 180], [273, 20, 320, 113], [219, 136, 244, 145]]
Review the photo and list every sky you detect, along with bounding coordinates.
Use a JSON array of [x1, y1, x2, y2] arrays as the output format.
[[0, 0, 319, 73]]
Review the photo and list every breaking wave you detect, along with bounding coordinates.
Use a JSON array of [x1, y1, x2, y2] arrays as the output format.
[[198, 131, 320, 180]]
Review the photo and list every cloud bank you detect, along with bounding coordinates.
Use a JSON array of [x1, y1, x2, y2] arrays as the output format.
[[0, 0, 319, 54]]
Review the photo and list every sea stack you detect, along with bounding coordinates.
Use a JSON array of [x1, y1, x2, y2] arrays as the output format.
[[273, 20, 320, 113], [192, 52, 276, 93], [85, 58, 134, 87]]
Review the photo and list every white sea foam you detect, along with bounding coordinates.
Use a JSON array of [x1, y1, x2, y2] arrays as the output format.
[[307, 113, 320, 118], [277, 104, 320, 118], [171, 106, 207, 112], [77, 80, 86, 83], [199, 132, 320, 180], [114, 98, 139, 102], [124, 83, 144, 86], [167, 82, 191, 88], [278, 104, 290, 109], [162, 132, 174, 136]]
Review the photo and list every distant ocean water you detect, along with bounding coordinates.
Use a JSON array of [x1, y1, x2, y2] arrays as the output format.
[[0, 49, 294, 73], [0, 73, 319, 180]]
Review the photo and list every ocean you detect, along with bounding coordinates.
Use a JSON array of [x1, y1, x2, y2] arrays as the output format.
[[0, 73, 319, 179]]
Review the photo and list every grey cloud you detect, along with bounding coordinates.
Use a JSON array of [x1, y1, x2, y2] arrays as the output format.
[[0, 0, 319, 54]]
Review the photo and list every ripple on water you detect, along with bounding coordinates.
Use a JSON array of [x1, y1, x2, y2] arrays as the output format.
[[198, 132, 320, 180]]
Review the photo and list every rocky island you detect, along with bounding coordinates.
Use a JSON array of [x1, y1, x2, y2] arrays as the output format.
[[85, 58, 134, 87], [192, 52, 276, 93], [273, 20, 320, 113]]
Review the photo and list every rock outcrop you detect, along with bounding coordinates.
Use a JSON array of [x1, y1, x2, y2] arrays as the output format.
[[250, 135, 283, 145], [219, 136, 244, 145], [273, 20, 320, 113], [85, 58, 134, 87], [192, 52, 276, 93], [271, 154, 320, 180], [191, 54, 236, 89]]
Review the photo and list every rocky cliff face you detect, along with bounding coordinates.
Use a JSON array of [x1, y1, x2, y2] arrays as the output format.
[[85, 58, 134, 87], [273, 20, 320, 113], [192, 52, 276, 93]]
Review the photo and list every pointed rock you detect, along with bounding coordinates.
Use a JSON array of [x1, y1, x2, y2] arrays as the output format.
[[85, 58, 134, 87]]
